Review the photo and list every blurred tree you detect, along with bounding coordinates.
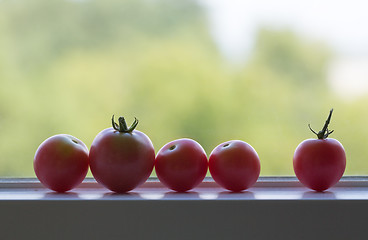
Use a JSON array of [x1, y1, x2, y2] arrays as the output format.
[[251, 28, 330, 88], [0, 0, 218, 176], [0, 0, 363, 177]]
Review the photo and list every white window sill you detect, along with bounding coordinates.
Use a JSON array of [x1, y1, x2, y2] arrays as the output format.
[[0, 176, 367, 200], [0, 177, 367, 239]]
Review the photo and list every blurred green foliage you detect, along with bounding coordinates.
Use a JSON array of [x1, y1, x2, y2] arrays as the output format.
[[0, 0, 366, 176]]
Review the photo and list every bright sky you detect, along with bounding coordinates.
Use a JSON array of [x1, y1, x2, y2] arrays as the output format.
[[199, 0, 368, 100]]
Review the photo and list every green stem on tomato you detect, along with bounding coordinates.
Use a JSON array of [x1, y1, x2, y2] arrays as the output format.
[[308, 109, 334, 139], [112, 115, 139, 133]]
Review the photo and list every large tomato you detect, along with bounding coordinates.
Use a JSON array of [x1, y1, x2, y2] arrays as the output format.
[[155, 138, 208, 192], [89, 116, 155, 193], [293, 109, 346, 192], [34, 134, 89, 192], [209, 140, 260, 192]]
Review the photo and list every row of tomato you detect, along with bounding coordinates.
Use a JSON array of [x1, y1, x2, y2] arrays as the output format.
[[34, 109, 346, 193]]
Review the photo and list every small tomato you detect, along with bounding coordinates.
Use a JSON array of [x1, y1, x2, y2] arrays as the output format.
[[209, 140, 260, 192], [34, 134, 89, 192], [155, 138, 208, 192], [89, 116, 155, 193], [293, 109, 346, 192]]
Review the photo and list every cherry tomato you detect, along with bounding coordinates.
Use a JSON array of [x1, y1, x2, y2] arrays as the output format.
[[89, 116, 155, 193], [34, 134, 89, 192], [155, 138, 208, 192], [209, 140, 260, 192], [293, 109, 346, 192]]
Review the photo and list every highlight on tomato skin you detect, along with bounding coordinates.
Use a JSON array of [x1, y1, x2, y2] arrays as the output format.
[[89, 116, 155, 193], [293, 109, 346, 192], [33, 134, 89, 193], [154, 138, 208, 192], [209, 140, 261, 192]]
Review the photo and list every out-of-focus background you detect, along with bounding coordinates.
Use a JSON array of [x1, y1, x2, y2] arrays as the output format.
[[0, 0, 368, 176]]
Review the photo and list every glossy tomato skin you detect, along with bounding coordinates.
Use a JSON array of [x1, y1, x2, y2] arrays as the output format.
[[34, 134, 89, 193], [89, 127, 155, 193], [209, 140, 260, 192], [293, 138, 346, 192], [155, 138, 208, 192]]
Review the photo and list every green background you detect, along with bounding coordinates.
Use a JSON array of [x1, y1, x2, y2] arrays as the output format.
[[0, 0, 366, 176]]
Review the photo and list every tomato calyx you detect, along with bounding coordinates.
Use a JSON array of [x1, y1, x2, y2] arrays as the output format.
[[308, 108, 334, 139], [111, 115, 139, 133]]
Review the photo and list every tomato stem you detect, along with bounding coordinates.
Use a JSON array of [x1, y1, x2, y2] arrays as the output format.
[[308, 109, 334, 139], [112, 115, 139, 133]]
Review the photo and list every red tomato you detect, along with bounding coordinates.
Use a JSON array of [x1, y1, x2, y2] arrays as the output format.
[[293, 109, 346, 192], [209, 140, 260, 192], [34, 134, 89, 192], [155, 138, 208, 192], [89, 116, 155, 193]]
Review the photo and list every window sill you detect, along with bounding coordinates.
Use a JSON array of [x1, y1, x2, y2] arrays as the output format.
[[0, 176, 367, 200], [1, 177, 367, 239]]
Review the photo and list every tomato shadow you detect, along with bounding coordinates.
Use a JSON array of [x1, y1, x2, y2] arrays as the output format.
[[217, 190, 255, 200], [102, 191, 142, 200], [43, 191, 80, 199], [163, 191, 200, 200], [302, 190, 336, 199]]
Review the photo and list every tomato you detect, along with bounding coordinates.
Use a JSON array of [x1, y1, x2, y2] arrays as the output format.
[[89, 116, 155, 193], [209, 140, 260, 192], [155, 138, 208, 192], [34, 134, 89, 192], [293, 109, 346, 192]]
